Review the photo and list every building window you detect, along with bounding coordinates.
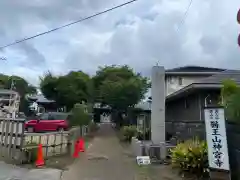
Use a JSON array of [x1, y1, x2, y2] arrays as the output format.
[[178, 77, 183, 85]]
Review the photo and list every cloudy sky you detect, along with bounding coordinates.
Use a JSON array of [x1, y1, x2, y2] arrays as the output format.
[[0, 0, 240, 86]]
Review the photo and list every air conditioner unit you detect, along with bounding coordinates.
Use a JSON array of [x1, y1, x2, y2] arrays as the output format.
[[144, 144, 176, 163]]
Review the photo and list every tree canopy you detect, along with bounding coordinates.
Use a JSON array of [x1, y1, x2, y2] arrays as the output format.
[[40, 71, 91, 110], [40, 65, 149, 111], [93, 65, 149, 110]]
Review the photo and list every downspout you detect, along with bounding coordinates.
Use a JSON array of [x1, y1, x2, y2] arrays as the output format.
[[199, 94, 202, 121]]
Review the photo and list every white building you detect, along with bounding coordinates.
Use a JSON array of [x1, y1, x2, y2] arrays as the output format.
[[165, 66, 226, 96]]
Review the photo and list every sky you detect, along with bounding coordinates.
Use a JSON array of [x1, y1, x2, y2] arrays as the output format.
[[0, 0, 240, 86]]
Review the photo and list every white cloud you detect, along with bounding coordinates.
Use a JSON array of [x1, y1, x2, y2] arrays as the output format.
[[0, 0, 240, 85]]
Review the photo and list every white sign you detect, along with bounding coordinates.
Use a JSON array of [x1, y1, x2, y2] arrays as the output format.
[[204, 108, 230, 171], [136, 156, 151, 165]]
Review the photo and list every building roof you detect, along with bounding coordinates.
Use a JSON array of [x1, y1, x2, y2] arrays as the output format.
[[165, 66, 226, 75], [166, 69, 240, 101]]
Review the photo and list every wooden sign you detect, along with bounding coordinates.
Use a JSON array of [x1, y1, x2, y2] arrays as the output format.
[[204, 108, 230, 171], [237, 8, 240, 24]]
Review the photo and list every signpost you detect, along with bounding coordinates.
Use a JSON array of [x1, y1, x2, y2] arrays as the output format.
[[204, 107, 231, 180]]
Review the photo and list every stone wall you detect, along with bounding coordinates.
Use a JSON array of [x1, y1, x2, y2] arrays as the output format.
[[166, 121, 205, 141]]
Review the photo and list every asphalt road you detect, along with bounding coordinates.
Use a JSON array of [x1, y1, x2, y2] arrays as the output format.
[[0, 161, 61, 180]]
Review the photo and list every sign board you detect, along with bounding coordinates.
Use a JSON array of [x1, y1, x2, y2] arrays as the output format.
[[204, 108, 230, 171], [136, 156, 151, 165]]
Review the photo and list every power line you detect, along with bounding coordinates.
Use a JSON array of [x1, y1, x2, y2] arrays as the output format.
[[0, 0, 138, 50], [176, 0, 194, 32]]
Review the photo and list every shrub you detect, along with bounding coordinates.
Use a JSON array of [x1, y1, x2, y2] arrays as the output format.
[[69, 103, 90, 127], [120, 125, 137, 142], [171, 138, 209, 177]]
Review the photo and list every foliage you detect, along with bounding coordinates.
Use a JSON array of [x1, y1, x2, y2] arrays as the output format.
[[120, 125, 137, 142], [40, 71, 91, 110], [220, 79, 239, 106], [69, 103, 90, 127], [224, 90, 240, 121], [93, 65, 150, 110], [220, 79, 240, 121], [171, 138, 209, 177]]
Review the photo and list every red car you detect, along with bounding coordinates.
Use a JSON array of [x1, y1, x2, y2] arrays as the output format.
[[25, 112, 70, 133]]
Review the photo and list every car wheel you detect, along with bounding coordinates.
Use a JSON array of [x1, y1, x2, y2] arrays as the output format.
[[27, 127, 34, 133], [58, 127, 64, 132]]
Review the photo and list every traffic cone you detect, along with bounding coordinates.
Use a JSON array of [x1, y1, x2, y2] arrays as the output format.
[[35, 144, 44, 167], [78, 138, 85, 152], [73, 140, 80, 158]]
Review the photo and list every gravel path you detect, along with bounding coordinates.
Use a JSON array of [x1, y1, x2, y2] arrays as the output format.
[[62, 123, 138, 180]]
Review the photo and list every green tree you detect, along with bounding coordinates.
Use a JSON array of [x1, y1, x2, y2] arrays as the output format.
[[220, 79, 238, 106], [221, 79, 240, 121], [93, 65, 149, 109], [93, 65, 149, 127], [69, 103, 90, 127], [40, 71, 91, 110]]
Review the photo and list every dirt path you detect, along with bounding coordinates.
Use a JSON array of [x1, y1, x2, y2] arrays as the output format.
[[62, 123, 139, 180]]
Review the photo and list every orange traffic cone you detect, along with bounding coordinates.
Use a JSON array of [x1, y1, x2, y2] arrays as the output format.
[[73, 140, 80, 158], [78, 138, 85, 152], [35, 144, 44, 167]]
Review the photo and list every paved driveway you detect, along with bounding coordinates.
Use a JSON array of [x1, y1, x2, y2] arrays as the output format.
[[62, 123, 137, 180]]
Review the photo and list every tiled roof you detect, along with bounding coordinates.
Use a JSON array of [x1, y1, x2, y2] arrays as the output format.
[[166, 66, 226, 73], [196, 70, 240, 84]]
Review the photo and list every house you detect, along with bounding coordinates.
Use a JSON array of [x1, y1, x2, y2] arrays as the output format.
[[165, 66, 226, 96], [165, 69, 240, 140], [0, 89, 20, 117]]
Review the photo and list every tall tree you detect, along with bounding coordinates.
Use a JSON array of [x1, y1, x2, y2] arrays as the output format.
[[40, 71, 91, 110], [93, 65, 149, 110]]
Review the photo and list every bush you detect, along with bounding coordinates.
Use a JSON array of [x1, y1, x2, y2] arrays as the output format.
[[69, 103, 90, 127], [120, 125, 137, 142], [171, 138, 209, 177]]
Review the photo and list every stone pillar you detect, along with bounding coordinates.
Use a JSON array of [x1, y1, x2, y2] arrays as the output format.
[[151, 66, 165, 144]]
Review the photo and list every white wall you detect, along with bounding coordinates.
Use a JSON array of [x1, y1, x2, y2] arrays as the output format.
[[165, 75, 209, 96]]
